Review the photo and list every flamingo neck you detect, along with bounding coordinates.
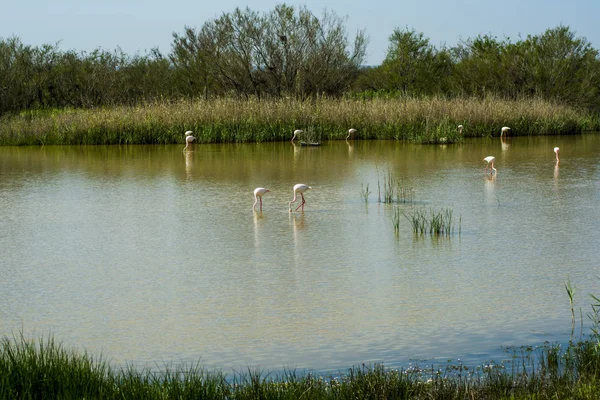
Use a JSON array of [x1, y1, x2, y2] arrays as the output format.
[[289, 192, 298, 209]]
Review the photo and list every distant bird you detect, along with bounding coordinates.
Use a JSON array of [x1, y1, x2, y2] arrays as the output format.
[[253, 187, 270, 211], [501, 126, 511, 137], [483, 156, 497, 175], [289, 183, 312, 212], [554, 147, 560, 162], [183, 130, 196, 151], [346, 128, 357, 140], [291, 129, 303, 142], [457, 125, 464, 135]]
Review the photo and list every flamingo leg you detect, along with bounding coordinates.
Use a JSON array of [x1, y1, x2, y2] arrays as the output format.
[[295, 194, 306, 211], [260, 197, 263, 211], [296, 193, 306, 212]]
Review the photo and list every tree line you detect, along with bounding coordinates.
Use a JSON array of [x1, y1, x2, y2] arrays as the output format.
[[1, 3, 599, 118]]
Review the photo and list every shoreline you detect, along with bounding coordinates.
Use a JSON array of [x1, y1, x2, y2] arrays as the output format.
[[2, 331, 599, 399]]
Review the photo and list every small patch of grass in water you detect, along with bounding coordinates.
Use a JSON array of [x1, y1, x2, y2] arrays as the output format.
[[377, 169, 415, 205], [403, 207, 460, 236], [360, 183, 371, 203]]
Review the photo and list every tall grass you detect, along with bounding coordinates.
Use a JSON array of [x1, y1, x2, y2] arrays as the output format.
[[0, 96, 597, 145], [403, 207, 459, 236], [3, 327, 600, 399], [359, 183, 371, 203], [377, 169, 415, 205]]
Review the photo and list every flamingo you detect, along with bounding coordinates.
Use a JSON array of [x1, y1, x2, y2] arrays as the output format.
[[291, 129, 303, 142], [346, 128, 357, 141], [457, 125, 464, 135], [500, 126, 511, 137], [554, 147, 560, 162], [483, 156, 497, 175], [289, 183, 312, 212], [253, 187, 270, 211], [183, 130, 196, 151]]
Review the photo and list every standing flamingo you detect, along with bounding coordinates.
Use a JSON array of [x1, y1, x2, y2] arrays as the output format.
[[457, 125, 464, 135], [253, 187, 270, 211], [554, 147, 560, 162], [483, 156, 497, 175], [289, 184, 312, 212], [500, 126, 511, 137], [183, 130, 196, 151], [346, 128, 357, 140], [291, 129, 303, 142]]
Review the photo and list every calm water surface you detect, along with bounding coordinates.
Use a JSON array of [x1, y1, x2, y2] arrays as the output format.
[[1, 135, 600, 374]]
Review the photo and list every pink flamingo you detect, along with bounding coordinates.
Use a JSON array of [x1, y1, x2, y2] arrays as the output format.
[[483, 156, 497, 175], [289, 184, 312, 212], [291, 129, 304, 142], [346, 128, 357, 140], [183, 130, 196, 151], [554, 147, 560, 162], [253, 188, 270, 211]]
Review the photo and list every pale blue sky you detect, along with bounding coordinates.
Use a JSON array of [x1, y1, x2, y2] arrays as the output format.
[[2, 0, 598, 65]]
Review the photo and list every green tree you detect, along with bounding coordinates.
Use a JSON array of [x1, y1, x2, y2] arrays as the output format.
[[378, 28, 451, 96], [170, 4, 367, 100], [525, 25, 600, 109]]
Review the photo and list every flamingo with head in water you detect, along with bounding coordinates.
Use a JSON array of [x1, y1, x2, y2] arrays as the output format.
[[554, 147, 560, 162], [253, 188, 270, 211], [291, 129, 303, 142], [346, 128, 357, 140], [289, 184, 312, 212], [483, 156, 497, 175], [183, 130, 196, 151], [500, 126, 511, 137]]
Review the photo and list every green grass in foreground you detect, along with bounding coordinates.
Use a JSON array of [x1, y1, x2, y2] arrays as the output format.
[[1, 96, 598, 145], [2, 331, 600, 399]]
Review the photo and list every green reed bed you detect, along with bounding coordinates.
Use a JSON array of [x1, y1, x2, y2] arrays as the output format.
[[0, 96, 596, 145], [3, 330, 600, 399], [403, 207, 460, 236]]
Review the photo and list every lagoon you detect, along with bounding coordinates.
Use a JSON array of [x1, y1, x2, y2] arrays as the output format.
[[1, 134, 599, 374]]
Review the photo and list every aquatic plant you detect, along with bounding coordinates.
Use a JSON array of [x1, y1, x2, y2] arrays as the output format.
[[4, 320, 600, 399], [376, 169, 415, 205], [0, 96, 595, 146], [392, 207, 401, 236], [403, 207, 459, 236], [396, 183, 415, 204], [359, 183, 371, 203]]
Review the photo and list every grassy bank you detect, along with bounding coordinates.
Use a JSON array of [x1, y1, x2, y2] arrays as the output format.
[[1, 97, 598, 146], [2, 332, 600, 399]]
